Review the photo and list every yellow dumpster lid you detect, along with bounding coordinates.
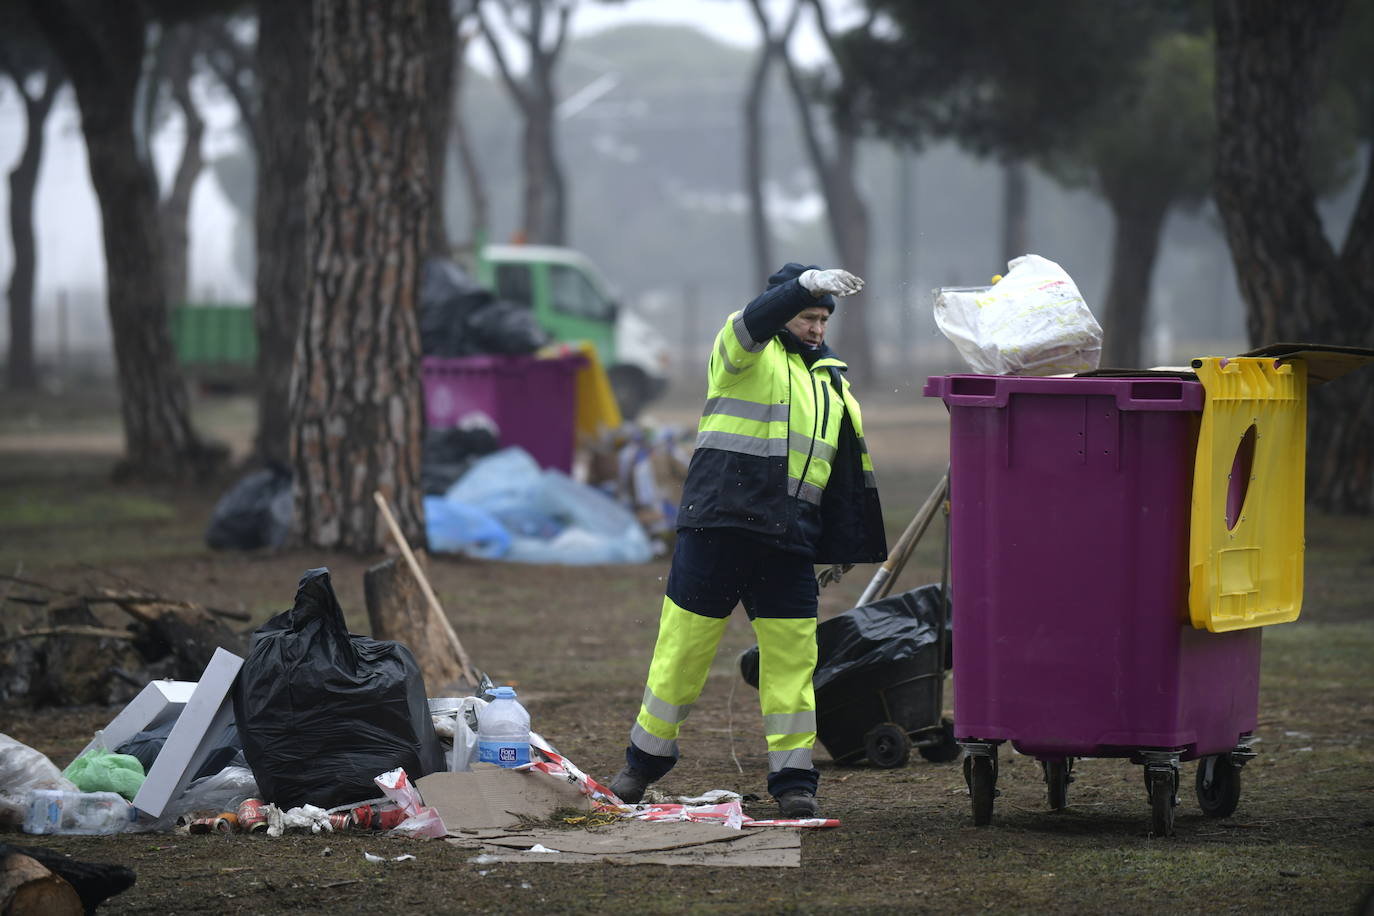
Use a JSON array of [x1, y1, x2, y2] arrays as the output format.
[[1188, 357, 1307, 633], [1235, 343, 1374, 386], [1080, 343, 1372, 387]]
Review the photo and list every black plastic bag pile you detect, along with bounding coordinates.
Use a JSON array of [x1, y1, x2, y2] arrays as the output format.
[[232, 568, 445, 810], [204, 465, 292, 551], [421, 421, 501, 495], [420, 257, 550, 358], [740, 583, 952, 691]]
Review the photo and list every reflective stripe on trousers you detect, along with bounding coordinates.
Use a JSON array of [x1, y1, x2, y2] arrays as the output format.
[[753, 615, 816, 772], [630, 596, 816, 772]]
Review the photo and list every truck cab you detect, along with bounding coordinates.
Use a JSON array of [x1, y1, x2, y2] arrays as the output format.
[[475, 245, 668, 419]]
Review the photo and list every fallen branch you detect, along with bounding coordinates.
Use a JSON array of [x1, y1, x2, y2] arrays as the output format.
[[0, 625, 135, 646], [0, 573, 72, 596]]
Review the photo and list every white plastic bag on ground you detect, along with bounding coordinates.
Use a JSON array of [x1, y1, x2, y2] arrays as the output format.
[[933, 254, 1102, 376], [0, 733, 78, 828], [446, 696, 486, 772]]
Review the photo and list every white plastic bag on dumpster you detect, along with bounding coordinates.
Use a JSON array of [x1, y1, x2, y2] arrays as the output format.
[[933, 254, 1102, 376]]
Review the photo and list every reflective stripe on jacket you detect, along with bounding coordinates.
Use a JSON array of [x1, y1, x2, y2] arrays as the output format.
[[676, 308, 887, 565]]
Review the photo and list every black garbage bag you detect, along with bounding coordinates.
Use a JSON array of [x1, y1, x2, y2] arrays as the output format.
[[115, 717, 247, 780], [466, 300, 551, 355], [232, 568, 445, 810], [205, 465, 293, 551], [420, 258, 497, 357], [421, 422, 502, 495], [740, 583, 952, 691]]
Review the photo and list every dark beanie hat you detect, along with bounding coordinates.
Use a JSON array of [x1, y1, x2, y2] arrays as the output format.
[[768, 262, 836, 312]]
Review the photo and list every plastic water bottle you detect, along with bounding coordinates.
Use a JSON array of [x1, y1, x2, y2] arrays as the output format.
[[23, 789, 136, 835], [477, 686, 530, 768]]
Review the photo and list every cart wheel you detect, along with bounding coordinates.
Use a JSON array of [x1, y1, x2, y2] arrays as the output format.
[[1043, 758, 1072, 811], [965, 755, 996, 826], [864, 723, 911, 769], [1147, 768, 1176, 837], [918, 718, 961, 764], [1195, 755, 1242, 818]]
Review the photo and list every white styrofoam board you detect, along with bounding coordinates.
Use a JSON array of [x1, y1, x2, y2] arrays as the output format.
[[77, 680, 198, 763], [132, 648, 243, 818]]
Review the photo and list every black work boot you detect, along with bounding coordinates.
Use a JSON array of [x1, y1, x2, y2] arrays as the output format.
[[776, 790, 819, 818], [609, 766, 653, 804]]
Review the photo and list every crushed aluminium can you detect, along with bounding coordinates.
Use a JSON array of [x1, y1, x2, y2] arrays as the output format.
[[328, 813, 352, 832], [188, 813, 238, 834], [348, 804, 407, 831], [237, 798, 268, 834]]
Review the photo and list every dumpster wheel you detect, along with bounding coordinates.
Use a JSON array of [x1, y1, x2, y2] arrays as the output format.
[[917, 718, 961, 764], [965, 754, 997, 826], [1195, 754, 1243, 818], [1043, 758, 1073, 811], [864, 723, 911, 768], [1146, 767, 1178, 837]]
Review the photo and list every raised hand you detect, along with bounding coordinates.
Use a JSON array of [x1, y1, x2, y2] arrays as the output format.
[[799, 268, 865, 298]]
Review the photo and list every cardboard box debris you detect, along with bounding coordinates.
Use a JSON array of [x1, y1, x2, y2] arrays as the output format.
[[132, 648, 243, 818], [79, 680, 198, 761]]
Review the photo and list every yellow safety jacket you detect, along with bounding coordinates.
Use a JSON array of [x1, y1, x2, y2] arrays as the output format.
[[676, 309, 887, 564]]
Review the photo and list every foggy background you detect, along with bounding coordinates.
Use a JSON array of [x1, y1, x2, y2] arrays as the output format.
[[0, 3, 1365, 387]]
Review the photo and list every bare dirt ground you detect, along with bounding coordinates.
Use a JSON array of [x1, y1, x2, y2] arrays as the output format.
[[1, 382, 1372, 915]]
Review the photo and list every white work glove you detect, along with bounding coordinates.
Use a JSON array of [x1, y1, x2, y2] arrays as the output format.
[[798, 268, 864, 298]]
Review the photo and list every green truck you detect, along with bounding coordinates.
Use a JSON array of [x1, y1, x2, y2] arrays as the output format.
[[170, 245, 669, 416]]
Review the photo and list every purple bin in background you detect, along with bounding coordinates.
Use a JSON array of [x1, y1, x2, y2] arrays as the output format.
[[923, 374, 1261, 761], [423, 352, 585, 473]]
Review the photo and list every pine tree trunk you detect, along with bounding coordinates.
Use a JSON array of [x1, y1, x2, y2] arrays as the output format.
[[291, 0, 430, 551], [158, 25, 204, 307], [1100, 194, 1169, 370], [252, 0, 311, 469], [1214, 0, 1374, 514], [1000, 159, 1028, 266], [825, 127, 872, 388], [31, 0, 221, 481], [424, 0, 455, 257], [4, 69, 59, 392], [522, 97, 560, 243], [743, 39, 774, 284], [452, 31, 488, 249]]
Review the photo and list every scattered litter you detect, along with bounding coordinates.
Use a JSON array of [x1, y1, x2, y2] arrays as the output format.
[[375, 767, 447, 838], [364, 851, 417, 864], [671, 789, 741, 806], [528, 843, 559, 854], [279, 804, 332, 834]]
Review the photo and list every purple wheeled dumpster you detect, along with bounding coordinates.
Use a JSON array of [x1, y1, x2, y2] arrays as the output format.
[[924, 374, 1261, 834]]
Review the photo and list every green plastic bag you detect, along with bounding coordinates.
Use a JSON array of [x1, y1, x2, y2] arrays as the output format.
[[63, 748, 146, 801]]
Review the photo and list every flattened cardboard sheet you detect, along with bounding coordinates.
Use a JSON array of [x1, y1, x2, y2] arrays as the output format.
[[446, 820, 801, 868], [416, 765, 591, 830]]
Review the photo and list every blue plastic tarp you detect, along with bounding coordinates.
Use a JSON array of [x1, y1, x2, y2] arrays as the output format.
[[425, 447, 653, 565]]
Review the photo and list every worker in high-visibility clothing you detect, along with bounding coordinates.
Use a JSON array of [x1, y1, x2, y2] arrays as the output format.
[[609, 263, 888, 818]]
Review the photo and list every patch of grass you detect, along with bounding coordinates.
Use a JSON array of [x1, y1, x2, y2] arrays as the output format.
[[0, 484, 176, 527]]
